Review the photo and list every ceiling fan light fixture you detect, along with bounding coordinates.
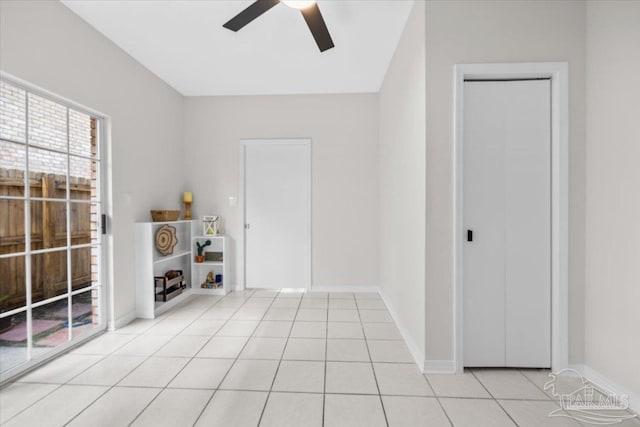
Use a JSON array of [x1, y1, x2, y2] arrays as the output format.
[[281, 0, 316, 10], [223, 0, 333, 52]]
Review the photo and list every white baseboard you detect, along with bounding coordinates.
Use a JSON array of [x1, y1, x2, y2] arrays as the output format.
[[424, 360, 457, 374], [377, 288, 425, 372], [310, 285, 379, 293], [109, 310, 136, 331], [570, 363, 640, 415]]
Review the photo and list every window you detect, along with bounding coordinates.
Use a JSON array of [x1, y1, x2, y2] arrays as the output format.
[[0, 79, 106, 377]]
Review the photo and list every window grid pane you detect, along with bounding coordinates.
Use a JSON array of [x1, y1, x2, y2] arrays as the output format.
[[0, 139, 26, 174], [72, 290, 100, 338], [30, 200, 67, 250], [0, 199, 25, 255], [0, 312, 28, 371], [0, 81, 26, 143], [0, 256, 26, 315], [0, 79, 103, 376], [31, 249, 68, 304], [31, 298, 69, 352], [27, 93, 67, 153]]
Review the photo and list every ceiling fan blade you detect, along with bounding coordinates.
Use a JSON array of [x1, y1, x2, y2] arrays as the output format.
[[223, 0, 280, 32], [300, 3, 334, 52]]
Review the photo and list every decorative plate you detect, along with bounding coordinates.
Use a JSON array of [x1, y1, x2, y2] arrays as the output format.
[[155, 225, 178, 256]]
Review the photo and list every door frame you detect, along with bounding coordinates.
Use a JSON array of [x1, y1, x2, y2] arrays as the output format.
[[238, 138, 312, 291], [453, 63, 569, 373]]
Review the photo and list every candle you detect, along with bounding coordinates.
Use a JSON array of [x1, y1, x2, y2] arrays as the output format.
[[183, 191, 192, 203]]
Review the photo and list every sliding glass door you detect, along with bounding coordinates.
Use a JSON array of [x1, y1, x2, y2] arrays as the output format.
[[0, 79, 106, 379]]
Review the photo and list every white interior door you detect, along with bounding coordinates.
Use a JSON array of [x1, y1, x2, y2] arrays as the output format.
[[463, 80, 551, 368], [244, 140, 311, 289]]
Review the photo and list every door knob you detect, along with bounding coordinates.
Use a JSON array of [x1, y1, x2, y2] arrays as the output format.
[[467, 229, 473, 242]]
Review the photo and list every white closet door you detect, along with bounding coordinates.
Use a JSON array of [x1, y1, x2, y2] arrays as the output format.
[[463, 80, 551, 368], [244, 140, 311, 289]]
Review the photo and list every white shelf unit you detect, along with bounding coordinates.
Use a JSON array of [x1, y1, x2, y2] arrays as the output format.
[[191, 226, 229, 296], [134, 220, 193, 319]]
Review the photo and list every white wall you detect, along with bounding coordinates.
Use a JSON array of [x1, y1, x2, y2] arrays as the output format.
[[378, 0, 426, 366], [182, 94, 379, 289], [424, 0, 586, 363], [585, 0, 640, 401], [0, 1, 185, 324]]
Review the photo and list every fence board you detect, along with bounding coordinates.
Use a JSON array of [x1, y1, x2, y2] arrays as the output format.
[[0, 168, 93, 313]]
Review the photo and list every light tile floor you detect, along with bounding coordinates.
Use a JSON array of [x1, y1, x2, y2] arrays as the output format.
[[1, 290, 638, 426]]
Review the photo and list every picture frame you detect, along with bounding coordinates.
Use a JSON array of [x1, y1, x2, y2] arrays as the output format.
[[204, 251, 224, 262]]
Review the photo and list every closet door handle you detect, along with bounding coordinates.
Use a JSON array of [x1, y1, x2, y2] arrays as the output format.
[[467, 229, 473, 242]]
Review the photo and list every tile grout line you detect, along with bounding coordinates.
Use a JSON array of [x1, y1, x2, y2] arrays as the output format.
[[119, 297, 230, 426], [256, 290, 305, 427], [61, 298, 225, 426], [96, 296, 225, 426], [64, 318, 179, 423], [422, 374, 455, 426], [355, 294, 390, 427], [3, 308, 173, 425], [126, 292, 252, 427], [3, 327, 151, 424], [155, 294, 250, 425], [517, 368, 583, 422], [2, 291, 389, 427], [45, 382, 518, 399], [518, 368, 552, 394], [190, 290, 270, 427], [469, 369, 520, 426], [1, 382, 65, 425], [322, 293, 329, 427], [510, 368, 551, 401], [4, 291, 563, 427], [12, 381, 522, 399]]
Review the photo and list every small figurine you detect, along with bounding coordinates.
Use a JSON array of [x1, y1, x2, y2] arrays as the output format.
[[201, 271, 217, 289]]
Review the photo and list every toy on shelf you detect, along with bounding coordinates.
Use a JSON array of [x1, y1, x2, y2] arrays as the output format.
[[201, 271, 221, 289], [195, 240, 211, 263]]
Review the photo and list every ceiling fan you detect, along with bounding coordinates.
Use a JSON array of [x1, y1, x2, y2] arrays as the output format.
[[223, 0, 335, 52]]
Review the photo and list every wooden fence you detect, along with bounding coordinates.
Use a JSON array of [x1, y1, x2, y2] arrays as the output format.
[[0, 168, 96, 314]]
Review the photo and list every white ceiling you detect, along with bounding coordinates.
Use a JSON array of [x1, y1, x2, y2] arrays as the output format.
[[61, 0, 414, 96]]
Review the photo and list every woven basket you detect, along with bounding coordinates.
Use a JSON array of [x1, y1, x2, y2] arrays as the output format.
[[150, 210, 181, 222]]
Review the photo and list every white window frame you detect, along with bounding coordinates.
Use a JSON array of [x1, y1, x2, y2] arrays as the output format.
[[0, 72, 112, 383]]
